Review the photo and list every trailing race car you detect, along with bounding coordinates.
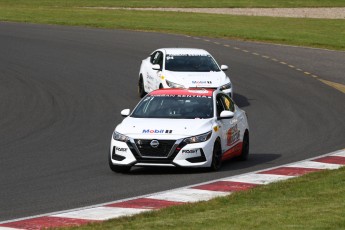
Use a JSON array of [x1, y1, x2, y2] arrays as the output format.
[[109, 88, 249, 173], [138, 48, 232, 98]]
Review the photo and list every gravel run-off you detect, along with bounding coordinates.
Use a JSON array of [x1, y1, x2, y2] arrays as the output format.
[[86, 7, 345, 19]]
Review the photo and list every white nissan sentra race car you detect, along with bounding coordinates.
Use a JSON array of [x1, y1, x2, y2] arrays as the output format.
[[109, 88, 249, 173], [138, 48, 233, 98]]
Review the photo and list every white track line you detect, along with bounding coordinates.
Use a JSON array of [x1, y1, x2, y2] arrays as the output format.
[[52, 206, 148, 221], [147, 188, 229, 202]]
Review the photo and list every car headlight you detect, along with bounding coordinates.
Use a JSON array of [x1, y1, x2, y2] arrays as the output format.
[[183, 131, 212, 144], [113, 131, 129, 142], [220, 82, 232, 90], [166, 80, 184, 88]]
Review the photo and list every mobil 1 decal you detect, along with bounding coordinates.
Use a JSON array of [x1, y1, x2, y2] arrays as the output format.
[[142, 129, 173, 134]]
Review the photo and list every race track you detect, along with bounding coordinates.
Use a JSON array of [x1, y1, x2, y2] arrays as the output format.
[[0, 22, 344, 221]]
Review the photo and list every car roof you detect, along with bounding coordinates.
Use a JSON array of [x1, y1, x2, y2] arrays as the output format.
[[149, 88, 215, 97], [160, 48, 210, 56]]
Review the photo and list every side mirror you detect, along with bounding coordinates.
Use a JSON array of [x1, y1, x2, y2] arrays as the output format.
[[219, 110, 234, 119], [220, 65, 228, 71], [121, 109, 130, 117], [152, 64, 161, 70]]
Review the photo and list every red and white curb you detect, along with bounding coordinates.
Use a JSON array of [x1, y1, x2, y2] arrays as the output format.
[[1, 149, 345, 229]]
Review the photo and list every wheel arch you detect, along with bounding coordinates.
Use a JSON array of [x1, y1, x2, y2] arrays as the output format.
[[214, 136, 222, 153], [244, 129, 249, 138], [215, 136, 221, 145]]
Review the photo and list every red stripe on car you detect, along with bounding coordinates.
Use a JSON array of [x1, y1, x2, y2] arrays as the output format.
[[222, 142, 243, 161]]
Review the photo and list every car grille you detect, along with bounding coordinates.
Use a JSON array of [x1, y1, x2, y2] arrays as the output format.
[[134, 139, 176, 157]]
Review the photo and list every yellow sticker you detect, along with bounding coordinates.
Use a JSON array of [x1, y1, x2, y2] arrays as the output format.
[[160, 76, 165, 80], [213, 126, 219, 132]]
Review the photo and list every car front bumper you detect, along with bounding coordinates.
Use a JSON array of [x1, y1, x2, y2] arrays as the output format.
[[110, 137, 214, 168]]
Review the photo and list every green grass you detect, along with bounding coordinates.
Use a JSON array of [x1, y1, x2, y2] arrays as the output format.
[[0, 6, 344, 50], [1, 0, 345, 8], [60, 167, 345, 230]]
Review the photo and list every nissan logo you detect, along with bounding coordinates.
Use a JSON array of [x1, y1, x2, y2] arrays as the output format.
[[150, 140, 159, 148]]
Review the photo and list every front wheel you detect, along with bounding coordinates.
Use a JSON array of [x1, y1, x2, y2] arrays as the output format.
[[108, 153, 131, 173], [210, 141, 222, 171], [238, 132, 249, 161]]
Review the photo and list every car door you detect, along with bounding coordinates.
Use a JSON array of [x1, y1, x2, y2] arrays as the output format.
[[215, 94, 240, 155], [147, 51, 163, 91]]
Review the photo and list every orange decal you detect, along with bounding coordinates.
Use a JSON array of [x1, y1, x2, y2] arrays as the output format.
[[227, 124, 240, 146], [222, 142, 243, 161]]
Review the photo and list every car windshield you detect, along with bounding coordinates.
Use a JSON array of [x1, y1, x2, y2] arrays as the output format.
[[131, 95, 213, 119], [165, 54, 220, 72]]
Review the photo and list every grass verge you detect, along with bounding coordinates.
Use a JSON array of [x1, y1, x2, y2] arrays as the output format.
[[0, 7, 344, 50], [1, 0, 345, 8], [61, 167, 345, 230]]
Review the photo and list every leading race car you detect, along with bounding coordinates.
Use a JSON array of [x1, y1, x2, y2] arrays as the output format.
[[138, 48, 233, 98], [109, 88, 249, 173]]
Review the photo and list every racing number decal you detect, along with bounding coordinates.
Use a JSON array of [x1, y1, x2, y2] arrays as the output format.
[[227, 124, 240, 146]]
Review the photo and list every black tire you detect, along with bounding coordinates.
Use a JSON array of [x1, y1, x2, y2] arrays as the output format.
[[108, 152, 131, 173], [238, 131, 249, 161], [138, 76, 146, 98], [210, 141, 222, 171]]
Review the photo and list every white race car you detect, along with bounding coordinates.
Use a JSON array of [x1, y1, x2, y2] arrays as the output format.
[[138, 48, 232, 98], [109, 88, 249, 173]]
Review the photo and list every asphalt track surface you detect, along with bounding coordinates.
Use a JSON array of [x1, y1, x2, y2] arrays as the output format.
[[0, 22, 345, 222]]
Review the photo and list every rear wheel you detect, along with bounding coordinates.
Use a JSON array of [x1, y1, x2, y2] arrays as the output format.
[[138, 76, 146, 98], [210, 141, 222, 171], [238, 131, 249, 161], [108, 153, 131, 173]]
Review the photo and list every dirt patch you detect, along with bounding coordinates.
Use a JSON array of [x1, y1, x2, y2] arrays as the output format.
[[88, 7, 345, 19]]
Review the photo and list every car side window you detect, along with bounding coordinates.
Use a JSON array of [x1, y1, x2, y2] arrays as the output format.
[[216, 96, 225, 117], [150, 52, 157, 64], [155, 52, 163, 67], [216, 94, 235, 117], [150, 51, 163, 66], [221, 95, 235, 112]]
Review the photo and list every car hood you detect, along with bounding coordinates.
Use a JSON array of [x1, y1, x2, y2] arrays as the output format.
[[116, 117, 214, 139], [164, 71, 229, 88]]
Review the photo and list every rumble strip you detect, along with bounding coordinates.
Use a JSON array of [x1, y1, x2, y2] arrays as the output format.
[[1, 149, 345, 229]]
